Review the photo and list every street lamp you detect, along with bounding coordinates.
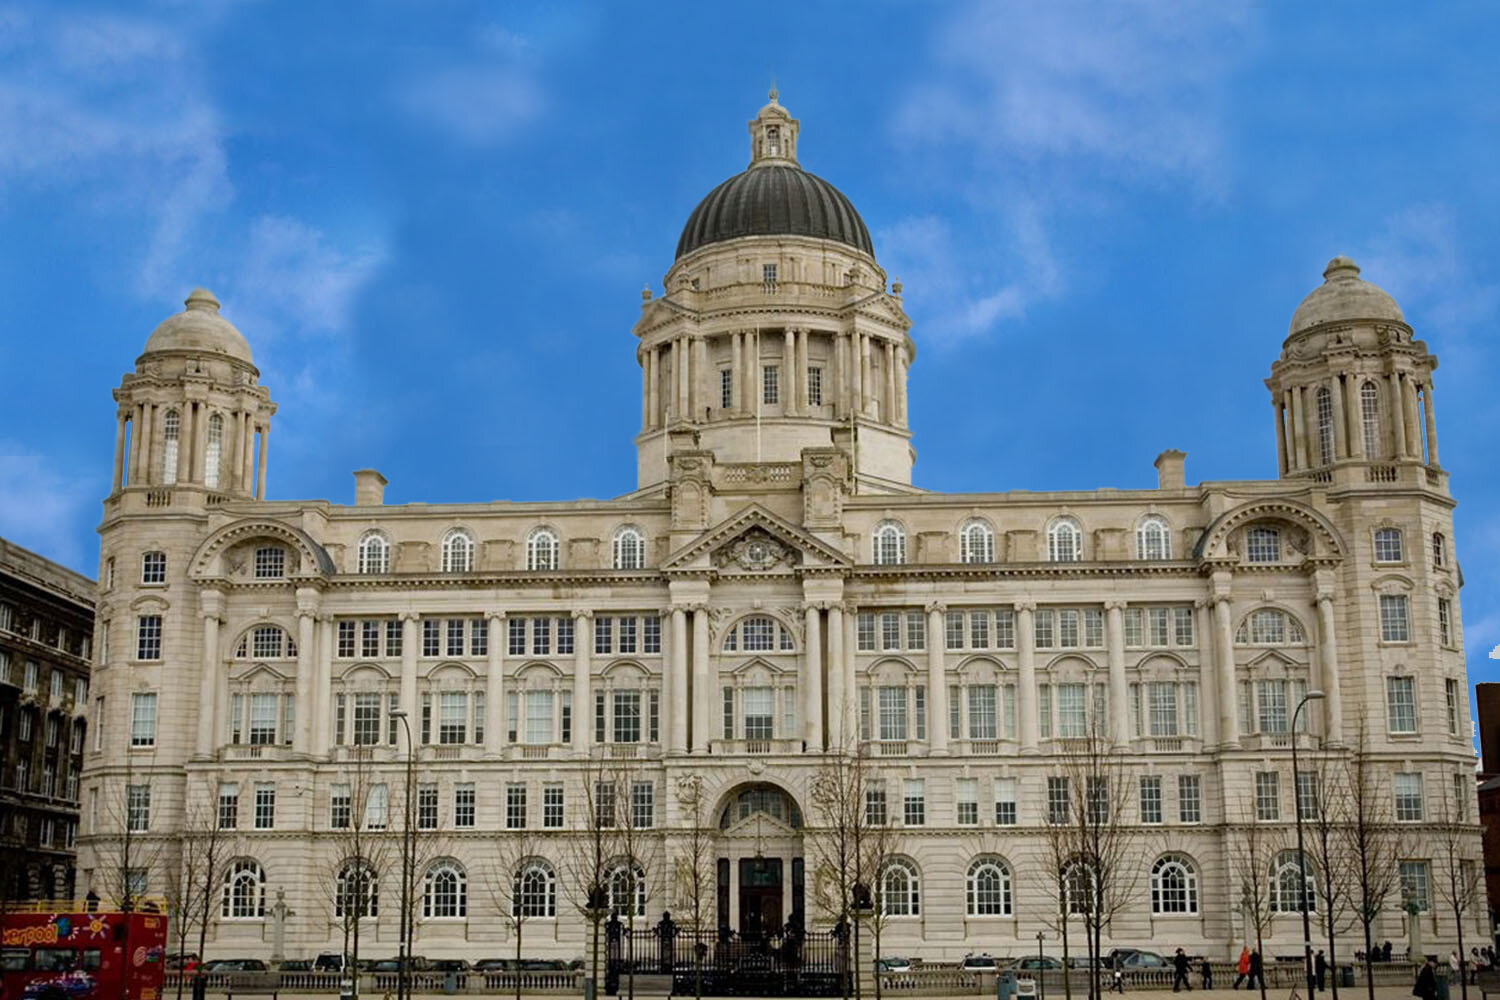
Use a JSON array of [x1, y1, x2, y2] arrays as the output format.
[[1036, 931, 1046, 1000], [389, 708, 417, 1000], [1290, 689, 1327, 998]]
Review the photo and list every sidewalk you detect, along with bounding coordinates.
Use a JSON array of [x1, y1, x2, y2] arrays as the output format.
[[250, 988, 1448, 1000]]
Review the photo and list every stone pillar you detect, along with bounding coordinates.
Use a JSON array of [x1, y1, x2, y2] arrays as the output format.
[[1423, 381, 1440, 466], [860, 335, 873, 416], [648, 347, 661, 429], [641, 353, 651, 429], [256, 422, 268, 499], [195, 590, 224, 757], [138, 404, 155, 484], [112, 412, 127, 491], [1329, 376, 1347, 459], [1315, 589, 1344, 745], [799, 328, 811, 409], [783, 329, 797, 415], [926, 604, 948, 755], [180, 403, 197, 484], [1282, 390, 1298, 470], [1301, 385, 1318, 468], [826, 605, 845, 749], [670, 608, 689, 753], [573, 610, 593, 756], [400, 613, 419, 730], [731, 333, 743, 414], [670, 339, 683, 421], [1403, 374, 1422, 459], [486, 613, 505, 754], [314, 615, 333, 752], [1344, 376, 1365, 459], [884, 341, 897, 424], [842, 606, 858, 741], [1388, 372, 1407, 457], [803, 604, 823, 750], [242, 413, 256, 490], [1016, 602, 1038, 753], [1273, 400, 1288, 476], [1194, 600, 1219, 747], [1212, 594, 1239, 747], [1105, 601, 1129, 747], [294, 590, 318, 754], [896, 348, 909, 425], [691, 606, 711, 752]]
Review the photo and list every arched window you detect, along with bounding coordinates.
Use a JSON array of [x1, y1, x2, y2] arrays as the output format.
[[1136, 516, 1171, 560], [1432, 532, 1447, 568], [1062, 859, 1098, 916], [162, 409, 180, 484], [441, 530, 474, 573], [879, 859, 920, 916], [1315, 387, 1334, 466], [613, 527, 645, 570], [872, 521, 906, 566], [423, 861, 467, 918], [357, 532, 390, 574], [606, 861, 646, 918], [721, 615, 795, 652], [1374, 527, 1404, 563], [1245, 526, 1281, 563], [1150, 854, 1198, 914], [335, 860, 379, 918], [1048, 518, 1082, 563], [221, 859, 265, 918], [959, 520, 995, 564], [527, 528, 560, 571], [234, 625, 297, 659], [1234, 609, 1307, 645], [204, 414, 223, 490], [1361, 381, 1382, 458], [1270, 849, 1315, 913], [966, 856, 1012, 916], [515, 860, 556, 918]]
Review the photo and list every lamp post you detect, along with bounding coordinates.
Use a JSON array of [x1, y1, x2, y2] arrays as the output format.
[[389, 709, 417, 1000], [1291, 689, 1327, 998], [1036, 931, 1046, 1000]]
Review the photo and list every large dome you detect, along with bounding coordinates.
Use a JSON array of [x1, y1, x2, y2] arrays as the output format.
[[675, 164, 874, 260], [141, 288, 254, 365], [1288, 256, 1404, 336]]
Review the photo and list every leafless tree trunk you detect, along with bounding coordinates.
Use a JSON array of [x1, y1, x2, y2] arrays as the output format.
[[1230, 805, 1281, 1000], [564, 750, 620, 993], [861, 803, 901, 1000], [323, 750, 396, 1000], [95, 753, 164, 911], [162, 785, 234, 1000], [808, 739, 876, 1000], [1031, 797, 1076, 1000], [1305, 749, 1354, 1000], [1343, 721, 1407, 1000], [1433, 776, 1482, 1000], [672, 774, 716, 1000], [611, 758, 660, 1000], [487, 826, 542, 1000]]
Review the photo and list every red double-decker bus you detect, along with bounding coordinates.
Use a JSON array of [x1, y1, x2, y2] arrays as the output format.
[[1, 904, 167, 1000]]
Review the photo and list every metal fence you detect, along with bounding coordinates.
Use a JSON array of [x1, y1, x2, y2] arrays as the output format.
[[605, 919, 849, 997]]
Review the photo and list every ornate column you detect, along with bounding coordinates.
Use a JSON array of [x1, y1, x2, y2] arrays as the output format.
[[241, 413, 255, 490], [294, 588, 318, 754], [1212, 591, 1239, 747], [731, 333, 743, 414], [860, 334, 873, 416], [641, 353, 651, 429], [1193, 600, 1219, 747], [1314, 586, 1344, 745], [884, 342, 897, 424], [400, 612, 419, 727], [783, 329, 797, 415], [842, 606, 858, 740], [112, 412, 127, 491], [1105, 601, 1129, 747], [670, 607, 689, 753], [195, 589, 224, 757], [1273, 400, 1288, 476], [1388, 372, 1407, 457], [573, 610, 593, 756], [486, 613, 505, 754], [803, 604, 823, 750], [926, 604, 949, 755], [826, 605, 845, 748], [138, 404, 155, 484], [1329, 376, 1348, 459], [1344, 376, 1365, 459], [1281, 390, 1297, 470], [672, 339, 685, 421], [895, 348, 909, 425], [1016, 602, 1038, 753], [180, 403, 197, 484], [1402, 374, 1422, 458], [1301, 385, 1318, 467], [1423, 381, 1440, 465], [255, 422, 269, 499], [649, 347, 661, 429], [690, 605, 711, 752], [799, 329, 812, 409], [314, 615, 333, 752]]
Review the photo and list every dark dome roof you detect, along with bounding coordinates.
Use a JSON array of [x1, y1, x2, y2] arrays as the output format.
[[676, 165, 874, 260]]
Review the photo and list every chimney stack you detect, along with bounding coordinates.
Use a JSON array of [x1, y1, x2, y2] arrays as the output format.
[[353, 469, 387, 505], [1154, 449, 1186, 490]]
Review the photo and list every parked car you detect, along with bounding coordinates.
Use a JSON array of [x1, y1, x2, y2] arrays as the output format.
[[1111, 950, 1169, 970], [876, 957, 912, 973], [431, 960, 471, 972], [371, 957, 430, 973], [961, 954, 999, 971], [474, 959, 517, 972], [277, 960, 312, 972], [204, 959, 269, 972], [519, 960, 569, 972], [1010, 956, 1063, 971], [313, 953, 346, 972], [165, 954, 198, 971]]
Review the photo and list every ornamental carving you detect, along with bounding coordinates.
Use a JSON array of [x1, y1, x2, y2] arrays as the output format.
[[714, 528, 800, 572]]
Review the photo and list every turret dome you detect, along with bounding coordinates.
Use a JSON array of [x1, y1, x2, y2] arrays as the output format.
[[141, 288, 254, 365], [1288, 256, 1405, 336]]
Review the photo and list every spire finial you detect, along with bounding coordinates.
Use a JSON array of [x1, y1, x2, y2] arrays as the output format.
[[769, 76, 778, 104]]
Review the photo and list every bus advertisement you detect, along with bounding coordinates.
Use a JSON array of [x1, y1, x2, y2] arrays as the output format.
[[1, 907, 167, 1000]]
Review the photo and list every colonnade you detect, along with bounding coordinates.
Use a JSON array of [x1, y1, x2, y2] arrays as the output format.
[[112, 398, 269, 498], [1275, 369, 1438, 475]]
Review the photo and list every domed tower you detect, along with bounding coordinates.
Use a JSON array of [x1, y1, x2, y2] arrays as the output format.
[[633, 92, 915, 493], [1266, 257, 1443, 491], [109, 289, 276, 501]]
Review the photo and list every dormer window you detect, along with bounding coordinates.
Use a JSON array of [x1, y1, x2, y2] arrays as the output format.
[[254, 546, 286, 579]]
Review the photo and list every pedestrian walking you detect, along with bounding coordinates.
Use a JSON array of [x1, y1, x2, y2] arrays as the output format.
[[1112, 966, 1125, 994], [1202, 959, 1214, 990], [1233, 947, 1251, 990], [1383, 942, 1394, 963], [1414, 957, 1438, 1000], [1173, 948, 1192, 992], [1315, 951, 1327, 992], [1450, 951, 1462, 986], [1249, 949, 1266, 991]]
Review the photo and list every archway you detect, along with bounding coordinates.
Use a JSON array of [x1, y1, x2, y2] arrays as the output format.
[[715, 782, 805, 939]]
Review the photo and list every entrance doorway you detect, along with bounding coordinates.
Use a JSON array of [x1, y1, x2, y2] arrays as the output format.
[[738, 857, 783, 940]]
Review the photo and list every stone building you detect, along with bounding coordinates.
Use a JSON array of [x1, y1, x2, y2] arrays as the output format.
[[78, 94, 1478, 963], [1, 537, 94, 901]]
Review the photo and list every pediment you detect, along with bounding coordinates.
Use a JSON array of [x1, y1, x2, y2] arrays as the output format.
[[722, 808, 800, 839], [662, 503, 851, 574]]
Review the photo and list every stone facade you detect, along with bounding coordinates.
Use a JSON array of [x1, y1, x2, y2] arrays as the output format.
[[77, 95, 1478, 964]]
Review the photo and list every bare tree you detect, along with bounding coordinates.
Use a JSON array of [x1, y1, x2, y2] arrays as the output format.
[[1230, 805, 1282, 1000], [162, 784, 235, 1000], [487, 825, 544, 1000], [808, 740, 876, 1000], [1343, 721, 1407, 1000], [563, 751, 620, 992], [322, 750, 396, 1000], [672, 774, 717, 1000], [611, 758, 661, 1000], [92, 755, 164, 911], [1304, 751, 1354, 1000], [1432, 776, 1483, 1000], [1029, 782, 1077, 1000], [861, 806, 902, 1000]]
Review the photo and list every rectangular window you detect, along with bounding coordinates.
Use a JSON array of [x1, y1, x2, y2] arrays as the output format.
[[856, 612, 876, 651], [762, 364, 779, 405], [1038, 684, 1052, 739], [1178, 774, 1202, 823], [880, 612, 901, 651], [454, 783, 475, 828], [1034, 609, 1054, 648], [1056, 683, 1087, 738], [1123, 608, 1143, 647], [1380, 594, 1411, 642], [865, 785, 887, 826], [965, 611, 989, 650], [995, 609, 1015, 649], [969, 685, 998, 740], [50, 670, 62, 701], [995, 777, 1018, 825], [956, 778, 978, 826], [253, 546, 285, 579], [1149, 608, 1171, 647], [807, 366, 823, 406], [422, 620, 440, 657], [949, 686, 961, 739], [130, 692, 157, 747], [524, 691, 554, 744], [1139, 775, 1163, 824], [418, 784, 438, 830], [438, 691, 467, 744], [1147, 682, 1178, 737], [351, 692, 381, 745], [217, 783, 238, 829], [612, 690, 642, 743], [1387, 676, 1418, 734], [743, 686, 774, 741], [1058, 609, 1079, 648], [648, 690, 660, 742], [508, 618, 525, 656], [1254, 771, 1279, 821], [1394, 772, 1424, 821], [594, 617, 613, 654], [507, 784, 528, 829], [1447, 679, 1461, 736], [903, 778, 925, 826], [532, 618, 551, 655], [631, 781, 655, 828], [543, 784, 564, 828], [338, 621, 356, 658], [1083, 608, 1104, 647], [469, 618, 488, 656], [877, 686, 908, 741], [1438, 598, 1453, 647], [135, 616, 162, 661], [1174, 607, 1195, 646], [248, 693, 279, 745], [141, 550, 167, 583], [385, 619, 402, 656], [1454, 773, 1470, 821], [1257, 679, 1290, 734], [558, 616, 574, 654], [643, 615, 661, 653], [595, 781, 616, 828], [127, 784, 151, 831], [1297, 772, 1319, 820], [945, 611, 964, 650], [907, 611, 925, 650], [720, 368, 733, 409], [254, 784, 276, 829], [1400, 861, 1430, 912], [1046, 776, 1070, 825]]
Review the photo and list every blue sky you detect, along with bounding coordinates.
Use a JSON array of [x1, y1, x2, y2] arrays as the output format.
[[2, 2, 1498, 690]]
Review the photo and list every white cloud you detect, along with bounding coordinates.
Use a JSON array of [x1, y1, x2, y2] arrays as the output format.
[[0, 445, 98, 571], [1357, 204, 1500, 339], [399, 25, 545, 145], [229, 216, 385, 342]]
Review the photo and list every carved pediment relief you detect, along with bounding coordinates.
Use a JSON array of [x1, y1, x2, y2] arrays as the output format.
[[663, 503, 851, 574], [715, 528, 800, 572]]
